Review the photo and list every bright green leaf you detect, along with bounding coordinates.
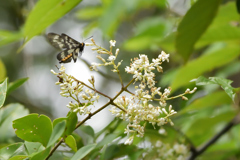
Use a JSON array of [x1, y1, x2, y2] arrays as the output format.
[[0, 103, 29, 141], [76, 7, 103, 20], [23, 0, 83, 43], [65, 135, 78, 152], [0, 30, 23, 47], [178, 91, 232, 115], [24, 141, 44, 155], [176, 0, 221, 61], [71, 143, 96, 160], [65, 111, 78, 135], [47, 120, 66, 148], [0, 78, 7, 108], [7, 78, 29, 95], [192, 76, 236, 102], [12, 114, 52, 147], [0, 143, 26, 160], [30, 146, 51, 160], [171, 45, 240, 91], [9, 155, 28, 160], [0, 59, 6, 82]]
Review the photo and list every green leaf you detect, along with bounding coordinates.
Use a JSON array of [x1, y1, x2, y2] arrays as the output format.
[[192, 76, 236, 102], [30, 146, 51, 160], [0, 103, 29, 141], [99, 0, 126, 37], [24, 141, 44, 155], [52, 111, 78, 136], [193, 2, 240, 48], [123, 17, 171, 52], [178, 91, 232, 115], [12, 114, 52, 147], [76, 7, 103, 20], [236, 0, 240, 14], [9, 155, 28, 160], [7, 78, 29, 95], [0, 143, 26, 160], [0, 30, 23, 47], [79, 125, 95, 138], [47, 120, 66, 148], [65, 111, 78, 135], [171, 45, 240, 91], [65, 135, 78, 152], [71, 143, 96, 160], [0, 59, 6, 82], [0, 78, 7, 108], [96, 134, 118, 148], [23, 0, 83, 43], [176, 0, 221, 61]]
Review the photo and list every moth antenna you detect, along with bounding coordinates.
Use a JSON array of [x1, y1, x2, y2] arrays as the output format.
[[84, 35, 93, 42], [55, 65, 60, 70]]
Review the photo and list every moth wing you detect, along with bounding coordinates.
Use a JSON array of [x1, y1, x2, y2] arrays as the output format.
[[57, 50, 74, 63], [47, 33, 68, 50]]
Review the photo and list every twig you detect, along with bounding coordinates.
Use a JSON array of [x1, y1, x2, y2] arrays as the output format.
[[187, 113, 240, 160]]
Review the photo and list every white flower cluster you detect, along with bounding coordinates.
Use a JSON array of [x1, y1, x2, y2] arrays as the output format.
[[125, 51, 169, 88], [151, 141, 189, 160], [51, 65, 100, 115], [90, 40, 121, 72]]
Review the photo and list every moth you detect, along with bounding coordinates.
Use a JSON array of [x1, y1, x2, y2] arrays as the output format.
[[47, 33, 85, 63]]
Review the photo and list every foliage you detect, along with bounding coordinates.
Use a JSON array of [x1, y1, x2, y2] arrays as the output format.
[[0, 0, 240, 160]]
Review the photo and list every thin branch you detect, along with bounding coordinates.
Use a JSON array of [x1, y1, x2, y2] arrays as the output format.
[[187, 113, 240, 160]]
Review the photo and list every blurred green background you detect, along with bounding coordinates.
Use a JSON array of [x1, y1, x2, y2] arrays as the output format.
[[0, 0, 240, 159]]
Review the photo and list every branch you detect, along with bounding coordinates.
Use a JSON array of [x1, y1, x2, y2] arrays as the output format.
[[187, 113, 240, 160]]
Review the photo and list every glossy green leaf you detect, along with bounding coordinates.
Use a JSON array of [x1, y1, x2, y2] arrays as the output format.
[[0, 103, 29, 141], [0, 78, 7, 108], [71, 143, 96, 160], [0, 59, 6, 82], [65, 135, 78, 152], [171, 45, 240, 91], [179, 91, 232, 115], [52, 111, 78, 136], [76, 7, 103, 20], [65, 111, 78, 135], [96, 134, 118, 148], [7, 78, 29, 95], [195, 2, 240, 48], [23, 0, 83, 43], [176, 0, 221, 61], [0, 143, 26, 160], [0, 30, 23, 47], [30, 147, 51, 160], [9, 155, 28, 160], [192, 76, 236, 102], [53, 117, 66, 128], [24, 141, 44, 155], [47, 120, 66, 147], [12, 114, 52, 147], [186, 110, 235, 146]]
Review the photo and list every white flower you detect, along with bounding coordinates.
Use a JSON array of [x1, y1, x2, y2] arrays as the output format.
[[110, 40, 116, 47], [159, 51, 170, 62], [173, 144, 188, 154], [91, 62, 99, 71], [108, 55, 116, 61], [124, 136, 134, 145]]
